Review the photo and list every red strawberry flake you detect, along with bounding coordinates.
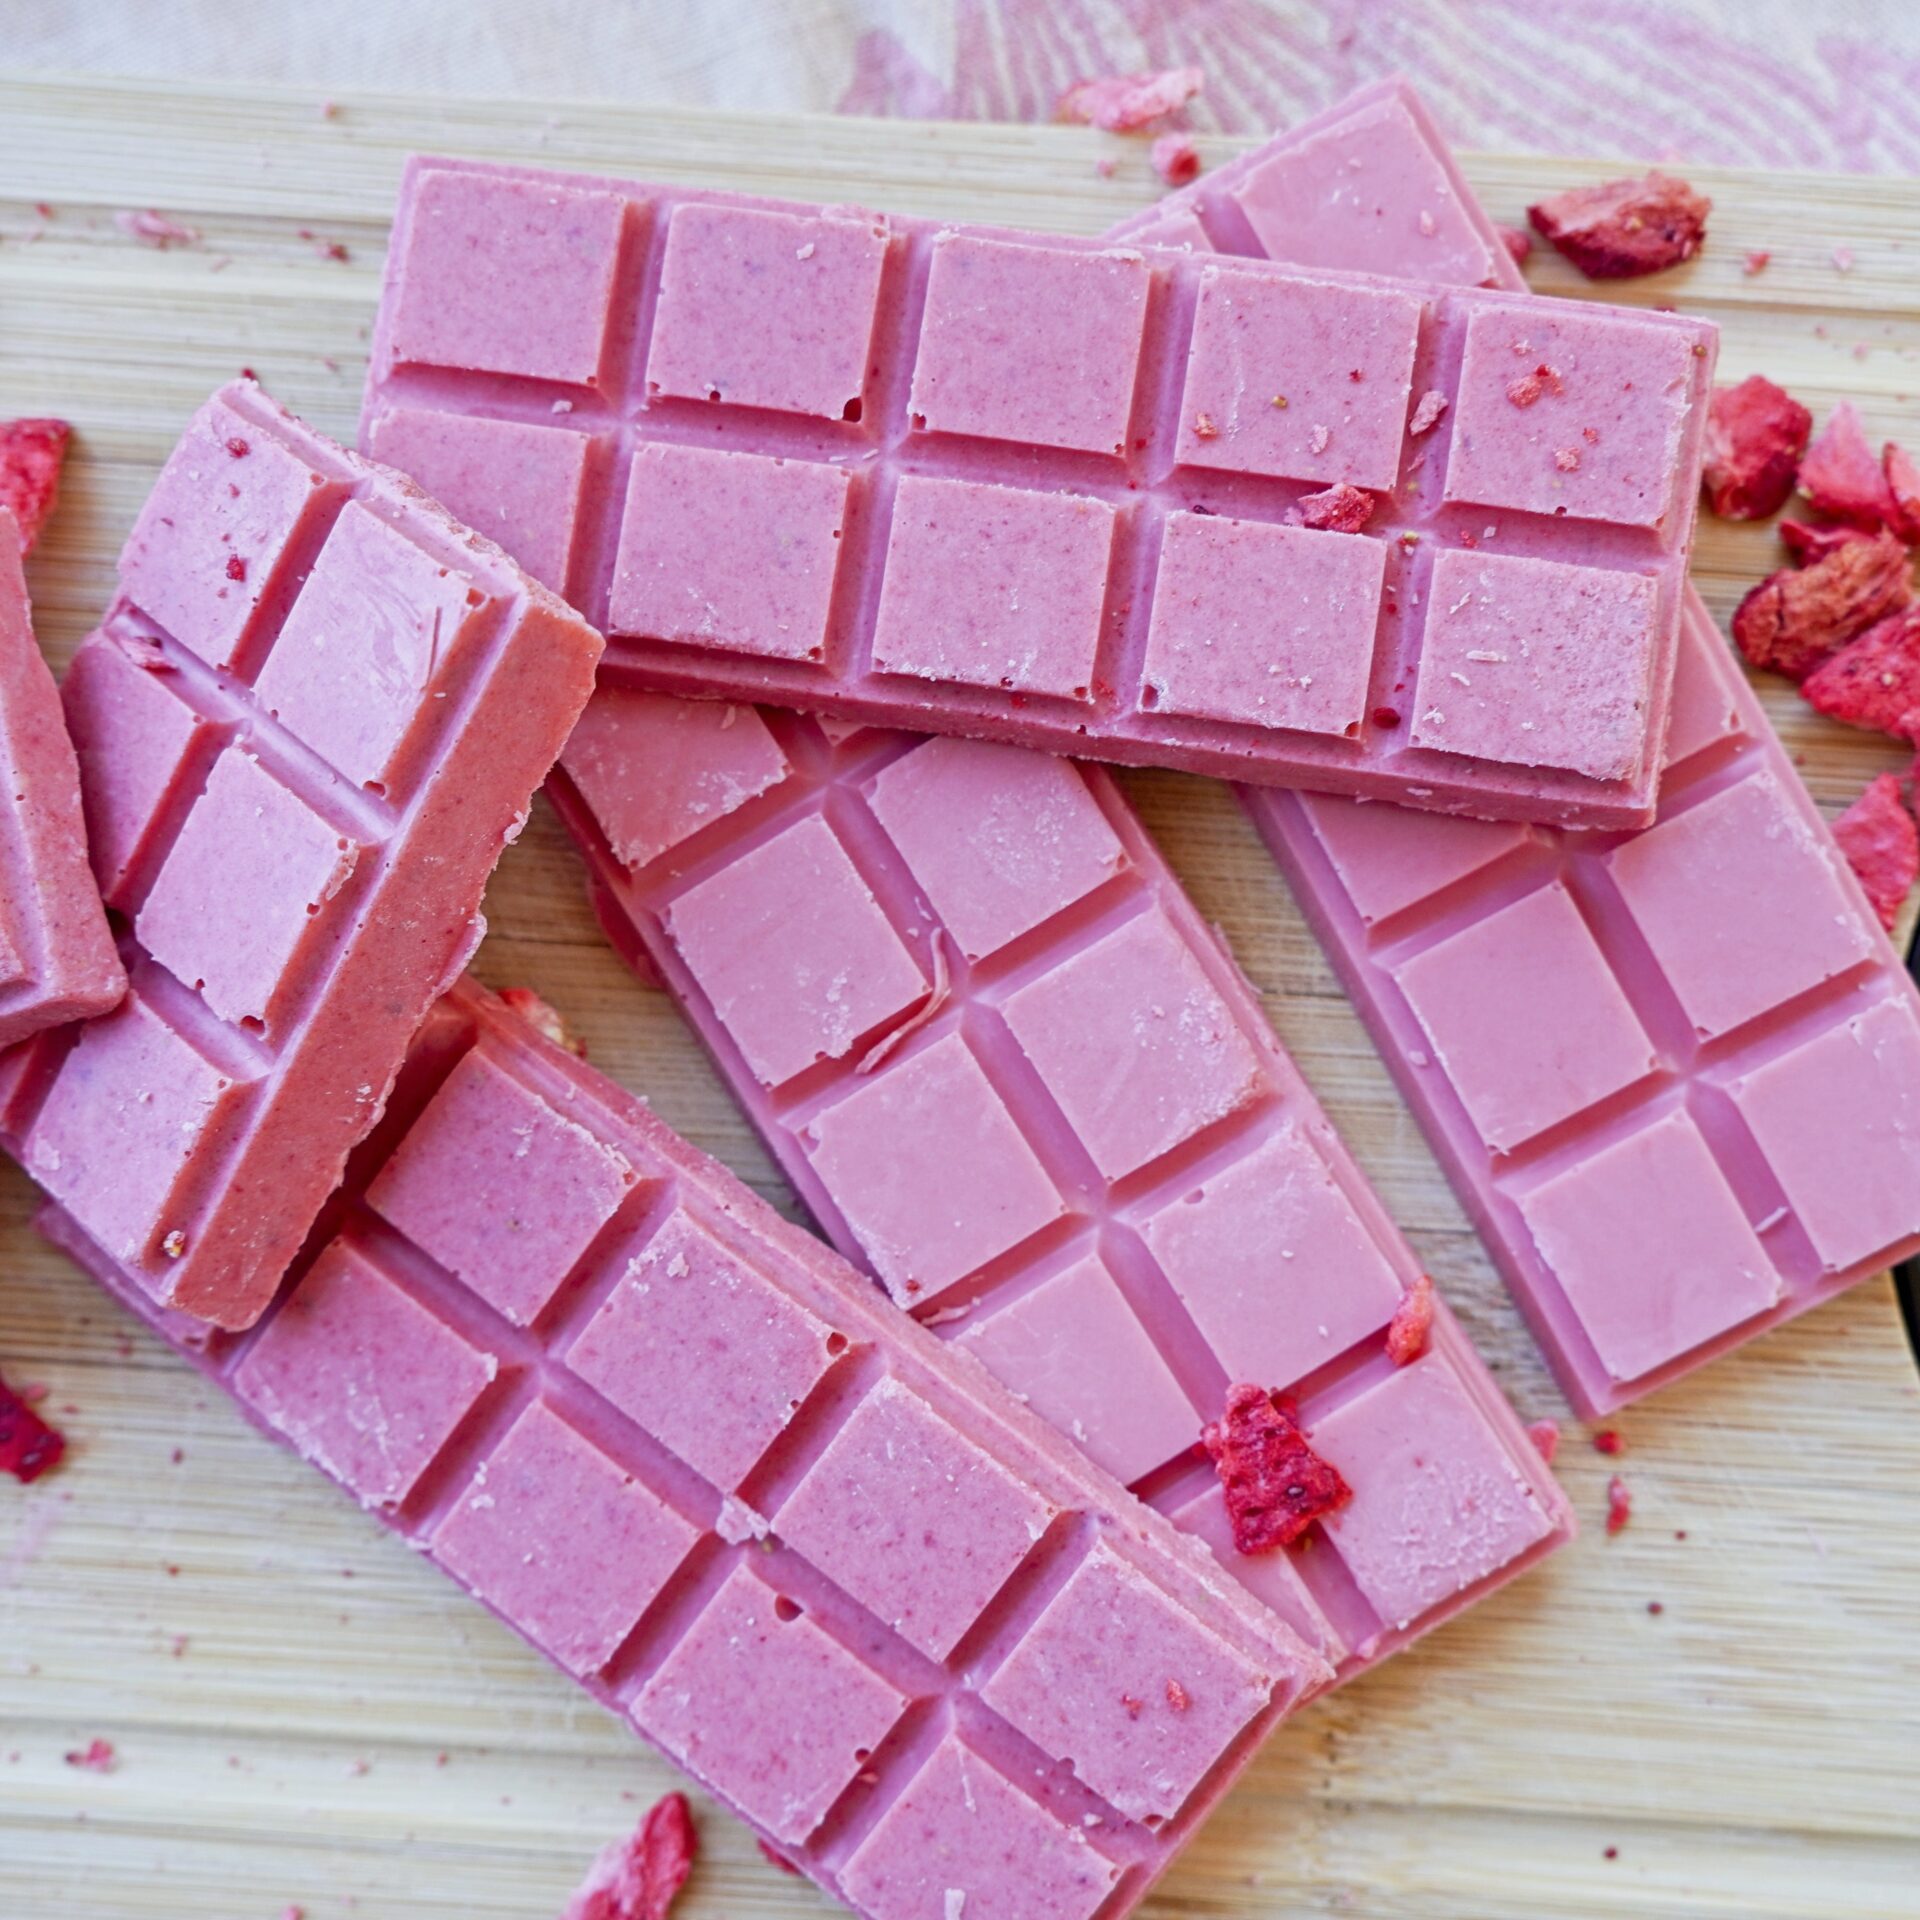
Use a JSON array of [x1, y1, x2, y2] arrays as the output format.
[[1292, 483, 1376, 533], [1372, 705, 1401, 728], [1408, 389, 1449, 435], [558, 1792, 697, 1920], [1056, 65, 1203, 132], [1800, 403, 1900, 529], [1743, 250, 1771, 275], [1830, 771, 1919, 930], [64, 1738, 116, 1772], [1885, 441, 1920, 542], [1506, 371, 1545, 408], [1384, 1275, 1435, 1366], [1802, 606, 1920, 745], [1201, 1383, 1352, 1554], [499, 985, 586, 1056], [1497, 223, 1533, 265], [1779, 519, 1875, 565], [1605, 1474, 1633, 1535], [1701, 376, 1812, 520], [0, 418, 72, 553], [0, 1368, 66, 1482], [1730, 532, 1912, 680], [225, 554, 247, 583], [1166, 1678, 1191, 1712], [1151, 133, 1201, 186], [1526, 1418, 1561, 1466], [757, 1839, 803, 1877], [114, 208, 201, 250], [1528, 172, 1709, 279], [1592, 1428, 1624, 1456]]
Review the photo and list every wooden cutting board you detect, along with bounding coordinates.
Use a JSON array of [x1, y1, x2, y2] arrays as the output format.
[[2, 72, 1917, 1920]]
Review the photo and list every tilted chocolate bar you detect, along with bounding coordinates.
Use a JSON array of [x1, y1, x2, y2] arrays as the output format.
[[13, 380, 602, 1329], [550, 694, 1572, 1675], [1124, 80, 1920, 1413], [38, 978, 1331, 1920], [364, 155, 1719, 827], [0, 506, 124, 1045]]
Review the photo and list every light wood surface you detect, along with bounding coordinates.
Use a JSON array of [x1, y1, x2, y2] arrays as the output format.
[[2, 72, 1918, 1920]]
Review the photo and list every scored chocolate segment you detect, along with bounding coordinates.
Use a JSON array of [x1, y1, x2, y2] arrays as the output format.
[[1145, 76, 1920, 1414], [551, 700, 1573, 1687], [6, 379, 603, 1329], [364, 155, 1719, 828], [37, 979, 1333, 1920]]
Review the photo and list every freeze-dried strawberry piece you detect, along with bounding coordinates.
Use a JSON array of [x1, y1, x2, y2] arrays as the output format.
[[1799, 403, 1899, 530], [1056, 65, 1203, 132], [64, 1737, 115, 1772], [1605, 1474, 1633, 1535], [1831, 771, 1919, 930], [0, 1367, 65, 1482], [1527, 1418, 1562, 1466], [1527, 172, 1710, 279], [1384, 1275, 1435, 1366], [1701, 376, 1811, 520], [559, 1793, 697, 1920], [1151, 133, 1201, 185], [1779, 519, 1874, 565], [1498, 223, 1533, 265], [1885, 441, 1920, 542], [1201, 1383, 1352, 1554], [0, 418, 72, 553], [1408, 389, 1448, 436], [1292, 483, 1376, 533], [1802, 607, 1920, 743], [499, 986, 586, 1057], [1730, 532, 1912, 680]]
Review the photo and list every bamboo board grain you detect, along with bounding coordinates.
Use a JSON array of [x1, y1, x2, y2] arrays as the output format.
[[2, 71, 1919, 1920]]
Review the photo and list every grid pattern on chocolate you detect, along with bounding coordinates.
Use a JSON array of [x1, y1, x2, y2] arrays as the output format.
[[551, 696, 1572, 1677], [363, 156, 1717, 827], [36, 981, 1333, 1920], [1132, 82, 1920, 1414], [7, 381, 595, 1329]]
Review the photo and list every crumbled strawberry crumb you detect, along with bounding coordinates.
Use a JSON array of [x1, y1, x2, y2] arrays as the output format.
[[1743, 250, 1771, 275], [1166, 1678, 1190, 1712], [500, 986, 586, 1056], [114, 208, 201, 250], [1056, 65, 1204, 132], [1408, 389, 1448, 436], [1202, 1383, 1352, 1554], [1308, 424, 1331, 454], [1592, 1428, 1624, 1456], [1800, 403, 1900, 529], [1884, 441, 1920, 542], [1528, 172, 1710, 278], [758, 1839, 803, 1877], [1151, 133, 1201, 186], [0, 418, 72, 552], [1193, 411, 1220, 440], [1292, 483, 1375, 533], [1830, 771, 1920, 929], [1554, 447, 1581, 471], [0, 1368, 66, 1482], [1526, 1418, 1561, 1465], [1507, 371, 1544, 408], [1384, 1275, 1435, 1366], [559, 1792, 697, 1920], [1497, 223, 1532, 265], [226, 436, 250, 458], [1701, 376, 1812, 520], [64, 1738, 116, 1772], [1802, 608, 1920, 747], [1372, 705, 1401, 728], [225, 554, 247, 583], [1605, 1474, 1633, 1535], [1730, 532, 1913, 679], [1780, 518, 1875, 565]]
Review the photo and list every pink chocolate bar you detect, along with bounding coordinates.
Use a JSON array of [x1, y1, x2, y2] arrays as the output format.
[[550, 696, 1571, 1678], [36, 977, 1332, 1920], [362, 155, 1719, 828], [1124, 82, 1920, 1414], [19, 381, 602, 1329], [0, 506, 124, 1044]]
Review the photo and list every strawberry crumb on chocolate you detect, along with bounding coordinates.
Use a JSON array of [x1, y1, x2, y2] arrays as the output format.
[[1056, 65, 1204, 132], [1527, 171, 1710, 279], [1800, 403, 1900, 529], [1292, 483, 1376, 533], [0, 1368, 66, 1482], [0, 418, 72, 553], [1408, 389, 1449, 435], [1592, 1428, 1624, 1456], [757, 1839, 803, 1877], [1166, 1678, 1191, 1712], [1201, 1383, 1352, 1554], [225, 554, 247, 583], [1830, 771, 1920, 929], [1193, 411, 1221, 439], [1730, 532, 1913, 680], [1384, 1275, 1435, 1366], [1701, 376, 1812, 520], [1526, 1418, 1561, 1465], [1605, 1474, 1633, 1536], [1151, 133, 1201, 186], [559, 1792, 697, 1920], [1802, 608, 1920, 747]]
